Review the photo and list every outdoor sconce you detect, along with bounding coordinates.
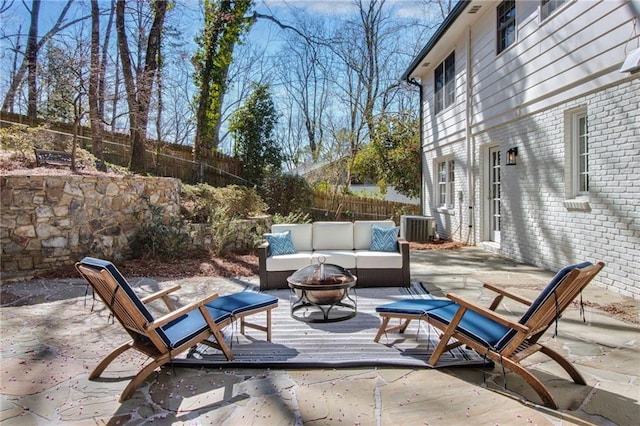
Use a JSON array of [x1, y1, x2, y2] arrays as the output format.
[[506, 147, 518, 166]]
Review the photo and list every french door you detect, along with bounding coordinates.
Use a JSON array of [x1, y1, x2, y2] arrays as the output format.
[[489, 146, 501, 242]]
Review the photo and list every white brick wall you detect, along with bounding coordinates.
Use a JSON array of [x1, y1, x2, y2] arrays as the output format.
[[478, 79, 640, 298]]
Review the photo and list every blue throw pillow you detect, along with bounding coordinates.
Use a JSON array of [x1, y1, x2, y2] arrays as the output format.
[[370, 225, 399, 252], [265, 230, 297, 256]]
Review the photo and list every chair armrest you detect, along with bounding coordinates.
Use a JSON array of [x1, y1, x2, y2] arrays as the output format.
[[483, 283, 533, 306], [146, 292, 220, 330], [446, 292, 529, 333], [140, 285, 181, 304]]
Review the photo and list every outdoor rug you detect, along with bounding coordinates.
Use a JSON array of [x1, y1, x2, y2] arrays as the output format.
[[173, 282, 488, 369]]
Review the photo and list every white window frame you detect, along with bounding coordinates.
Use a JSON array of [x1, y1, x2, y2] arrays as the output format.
[[540, 0, 566, 22], [497, 0, 516, 54], [435, 157, 455, 211], [564, 107, 590, 211], [434, 52, 455, 114]]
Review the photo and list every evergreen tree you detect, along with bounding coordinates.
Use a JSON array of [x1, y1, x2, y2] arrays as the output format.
[[229, 83, 283, 186]]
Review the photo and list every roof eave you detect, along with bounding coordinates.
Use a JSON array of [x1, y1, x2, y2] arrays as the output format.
[[401, 0, 472, 82]]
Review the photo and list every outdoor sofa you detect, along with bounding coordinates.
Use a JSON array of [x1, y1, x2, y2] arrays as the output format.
[[258, 220, 410, 290]]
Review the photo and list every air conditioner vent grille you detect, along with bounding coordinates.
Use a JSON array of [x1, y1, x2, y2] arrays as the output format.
[[400, 215, 435, 243]]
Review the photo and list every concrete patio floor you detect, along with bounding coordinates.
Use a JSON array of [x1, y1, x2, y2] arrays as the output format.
[[1, 247, 638, 425]]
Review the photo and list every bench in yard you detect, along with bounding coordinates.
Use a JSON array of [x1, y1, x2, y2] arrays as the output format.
[[34, 149, 73, 167]]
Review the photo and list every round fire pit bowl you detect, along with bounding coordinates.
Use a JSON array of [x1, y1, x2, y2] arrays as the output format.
[[287, 262, 357, 323]]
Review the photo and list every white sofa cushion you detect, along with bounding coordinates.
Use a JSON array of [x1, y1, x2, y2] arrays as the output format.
[[272, 223, 313, 251], [312, 222, 354, 250], [312, 250, 357, 269], [355, 250, 403, 269], [266, 251, 313, 271], [353, 220, 396, 250]]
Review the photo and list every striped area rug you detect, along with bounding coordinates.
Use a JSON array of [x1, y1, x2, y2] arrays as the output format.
[[173, 283, 488, 368]]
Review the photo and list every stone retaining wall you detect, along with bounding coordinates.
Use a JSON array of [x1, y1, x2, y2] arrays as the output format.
[[0, 174, 271, 278]]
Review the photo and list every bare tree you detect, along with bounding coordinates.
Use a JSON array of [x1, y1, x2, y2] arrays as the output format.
[[0, 1, 14, 14], [275, 16, 331, 163], [2, 0, 90, 115], [116, 0, 168, 173]]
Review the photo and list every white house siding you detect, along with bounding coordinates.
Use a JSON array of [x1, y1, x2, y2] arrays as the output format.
[[413, 1, 640, 298]]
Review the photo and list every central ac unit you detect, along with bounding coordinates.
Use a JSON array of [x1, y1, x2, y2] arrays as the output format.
[[400, 215, 435, 243]]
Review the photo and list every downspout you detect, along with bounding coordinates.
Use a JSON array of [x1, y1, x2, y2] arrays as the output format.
[[465, 25, 475, 245], [407, 78, 424, 215]]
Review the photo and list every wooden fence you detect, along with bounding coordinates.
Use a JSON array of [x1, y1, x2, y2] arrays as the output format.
[[311, 190, 421, 223], [1, 112, 422, 220], [0, 112, 246, 187]]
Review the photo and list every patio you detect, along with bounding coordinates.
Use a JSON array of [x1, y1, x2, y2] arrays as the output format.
[[1, 247, 638, 425]]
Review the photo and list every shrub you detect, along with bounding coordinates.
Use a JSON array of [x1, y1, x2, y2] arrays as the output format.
[[260, 173, 313, 216], [272, 212, 312, 224], [132, 203, 189, 259], [181, 184, 268, 223]]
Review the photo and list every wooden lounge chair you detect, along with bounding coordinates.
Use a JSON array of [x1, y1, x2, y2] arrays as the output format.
[[75, 257, 278, 401], [374, 261, 605, 408]]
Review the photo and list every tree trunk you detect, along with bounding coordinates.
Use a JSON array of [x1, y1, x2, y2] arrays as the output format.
[[89, 0, 103, 161], [193, 0, 253, 161], [26, 0, 40, 122], [116, 0, 168, 174]]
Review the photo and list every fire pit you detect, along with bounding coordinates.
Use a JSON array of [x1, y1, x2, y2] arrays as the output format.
[[287, 259, 357, 323]]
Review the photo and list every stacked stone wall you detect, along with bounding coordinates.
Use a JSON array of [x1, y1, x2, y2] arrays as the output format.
[[0, 174, 271, 279], [1, 175, 181, 276]]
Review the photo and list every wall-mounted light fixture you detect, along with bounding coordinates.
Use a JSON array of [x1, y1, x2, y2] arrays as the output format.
[[620, 47, 640, 74], [506, 147, 518, 166]]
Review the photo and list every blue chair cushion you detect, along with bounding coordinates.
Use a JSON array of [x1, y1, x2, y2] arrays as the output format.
[[81, 257, 181, 348], [494, 261, 592, 350], [426, 303, 512, 348], [80, 257, 155, 323], [370, 225, 399, 252], [207, 292, 278, 315], [376, 299, 454, 315], [160, 306, 232, 349]]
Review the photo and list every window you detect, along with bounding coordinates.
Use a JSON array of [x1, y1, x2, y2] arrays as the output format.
[[434, 52, 455, 114], [564, 107, 590, 210], [540, 0, 566, 20], [436, 158, 455, 209], [575, 113, 589, 194], [497, 0, 516, 53]]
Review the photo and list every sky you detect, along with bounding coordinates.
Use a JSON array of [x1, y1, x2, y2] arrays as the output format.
[[0, 0, 441, 155]]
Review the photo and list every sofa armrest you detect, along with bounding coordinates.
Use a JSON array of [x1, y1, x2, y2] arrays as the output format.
[[399, 238, 410, 286], [258, 241, 269, 288]]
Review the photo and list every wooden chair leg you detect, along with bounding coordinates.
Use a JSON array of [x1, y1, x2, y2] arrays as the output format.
[[399, 318, 412, 333], [90, 342, 134, 379], [374, 316, 391, 342], [119, 356, 169, 402], [374, 315, 416, 343], [540, 345, 587, 385], [266, 309, 272, 342], [501, 356, 558, 409], [237, 307, 275, 342]]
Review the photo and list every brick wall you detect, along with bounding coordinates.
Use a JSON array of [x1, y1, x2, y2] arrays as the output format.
[[497, 80, 640, 298]]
